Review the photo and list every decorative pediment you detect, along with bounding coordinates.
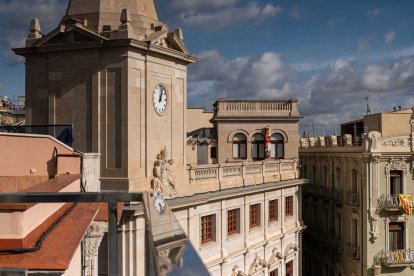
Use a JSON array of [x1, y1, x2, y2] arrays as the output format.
[[34, 23, 107, 47], [385, 159, 408, 174], [267, 248, 283, 266], [248, 256, 267, 275], [283, 243, 298, 257]]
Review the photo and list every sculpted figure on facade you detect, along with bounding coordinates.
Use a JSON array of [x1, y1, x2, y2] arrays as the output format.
[[152, 147, 177, 198]]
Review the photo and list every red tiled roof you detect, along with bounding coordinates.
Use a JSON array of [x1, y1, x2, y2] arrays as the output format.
[[0, 202, 98, 271], [95, 202, 124, 222]]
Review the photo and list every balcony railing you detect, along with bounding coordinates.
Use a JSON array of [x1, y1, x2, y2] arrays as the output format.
[[346, 191, 359, 206], [345, 243, 360, 260], [188, 159, 298, 193], [375, 249, 414, 267], [378, 194, 413, 211]]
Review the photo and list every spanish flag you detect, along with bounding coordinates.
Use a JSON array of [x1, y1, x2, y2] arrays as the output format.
[[265, 128, 271, 154], [399, 194, 413, 216]]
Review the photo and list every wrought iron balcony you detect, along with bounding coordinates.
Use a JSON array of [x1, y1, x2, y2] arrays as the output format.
[[375, 249, 414, 267], [345, 191, 359, 206], [345, 242, 360, 260], [378, 194, 413, 211]]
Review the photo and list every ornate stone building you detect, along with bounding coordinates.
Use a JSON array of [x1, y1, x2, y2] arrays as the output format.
[[13, 0, 306, 275], [300, 108, 414, 276]]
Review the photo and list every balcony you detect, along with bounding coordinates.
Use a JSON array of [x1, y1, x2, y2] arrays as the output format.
[[375, 249, 414, 267], [378, 194, 413, 211], [213, 99, 299, 118], [345, 243, 360, 260], [187, 159, 299, 194], [330, 187, 343, 203], [346, 191, 359, 206]]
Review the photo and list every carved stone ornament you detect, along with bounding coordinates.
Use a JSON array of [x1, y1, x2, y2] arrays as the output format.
[[151, 147, 177, 198], [267, 248, 283, 266], [368, 210, 379, 243], [381, 137, 411, 148], [385, 159, 408, 174], [248, 256, 267, 275], [231, 265, 247, 276], [370, 155, 380, 164]]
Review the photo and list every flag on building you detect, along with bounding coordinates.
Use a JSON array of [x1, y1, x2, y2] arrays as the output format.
[[265, 128, 271, 153], [399, 194, 413, 215]]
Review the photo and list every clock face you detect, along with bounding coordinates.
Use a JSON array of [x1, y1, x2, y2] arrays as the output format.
[[153, 85, 167, 114], [154, 195, 166, 214]]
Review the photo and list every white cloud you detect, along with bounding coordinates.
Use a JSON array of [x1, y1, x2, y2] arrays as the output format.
[[173, 2, 282, 31], [327, 17, 344, 29], [355, 36, 371, 54], [384, 31, 396, 44], [366, 8, 384, 17], [289, 5, 311, 20], [188, 50, 414, 131], [0, 0, 66, 64]]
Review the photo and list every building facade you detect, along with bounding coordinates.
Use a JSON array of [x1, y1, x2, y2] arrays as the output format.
[[300, 108, 414, 276], [13, 1, 306, 275]]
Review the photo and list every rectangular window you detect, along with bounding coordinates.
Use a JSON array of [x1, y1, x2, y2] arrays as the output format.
[[335, 213, 342, 239], [335, 167, 341, 189], [201, 214, 215, 244], [351, 219, 358, 246], [249, 204, 261, 228], [286, 260, 293, 276], [390, 170, 402, 194], [269, 268, 278, 276], [351, 169, 358, 193], [227, 209, 239, 236], [269, 199, 279, 222], [389, 222, 404, 250], [210, 147, 217, 159], [323, 166, 328, 187], [285, 196, 293, 217]]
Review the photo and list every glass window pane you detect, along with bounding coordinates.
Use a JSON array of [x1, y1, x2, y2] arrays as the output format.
[[259, 144, 265, 158], [277, 144, 284, 158], [271, 133, 283, 141], [240, 144, 247, 159], [233, 133, 246, 142], [271, 144, 276, 158], [252, 144, 258, 159], [252, 134, 264, 141], [233, 144, 239, 158]]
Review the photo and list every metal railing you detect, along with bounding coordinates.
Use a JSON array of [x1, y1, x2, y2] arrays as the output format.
[[0, 124, 73, 146], [375, 249, 414, 266], [378, 194, 414, 210], [345, 243, 360, 260], [346, 191, 359, 206]]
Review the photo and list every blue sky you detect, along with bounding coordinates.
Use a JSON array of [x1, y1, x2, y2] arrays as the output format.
[[1, 0, 414, 135]]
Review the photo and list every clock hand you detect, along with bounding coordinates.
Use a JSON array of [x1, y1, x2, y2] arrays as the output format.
[[159, 91, 163, 103]]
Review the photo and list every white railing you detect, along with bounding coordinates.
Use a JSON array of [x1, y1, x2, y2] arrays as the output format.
[[376, 249, 414, 266], [188, 159, 298, 191], [224, 101, 292, 112]]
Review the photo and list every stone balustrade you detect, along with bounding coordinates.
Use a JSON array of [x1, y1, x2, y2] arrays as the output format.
[[213, 99, 299, 118], [187, 159, 299, 193], [375, 249, 414, 267]]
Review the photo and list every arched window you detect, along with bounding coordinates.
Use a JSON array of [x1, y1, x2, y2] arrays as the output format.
[[271, 133, 284, 159], [252, 133, 265, 160], [232, 133, 247, 159]]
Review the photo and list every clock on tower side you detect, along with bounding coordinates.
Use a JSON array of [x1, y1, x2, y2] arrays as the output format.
[[126, 51, 191, 194]]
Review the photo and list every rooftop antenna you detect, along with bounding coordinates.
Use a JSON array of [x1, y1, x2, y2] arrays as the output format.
[[365, 97, 371, 115], [223, 89, 227, 99]]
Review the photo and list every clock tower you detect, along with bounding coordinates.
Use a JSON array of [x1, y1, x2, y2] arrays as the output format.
[[14, 0, 196, 191]]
